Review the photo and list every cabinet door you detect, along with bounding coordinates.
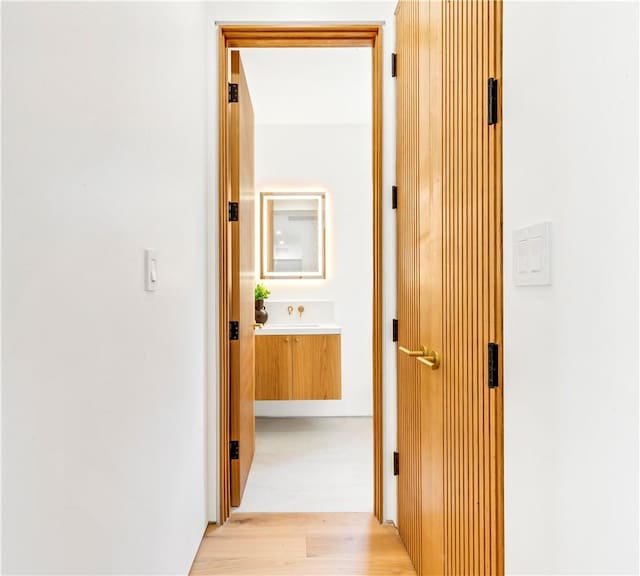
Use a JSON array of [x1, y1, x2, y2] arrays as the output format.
[[292, 335, 341, 400], [255, 335, 292, 400]]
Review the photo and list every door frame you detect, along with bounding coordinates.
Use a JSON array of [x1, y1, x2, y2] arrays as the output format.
[[217, 24, 384, 525]]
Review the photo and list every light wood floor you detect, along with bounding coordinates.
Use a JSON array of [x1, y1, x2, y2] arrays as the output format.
[[189, 513, 417, 576]]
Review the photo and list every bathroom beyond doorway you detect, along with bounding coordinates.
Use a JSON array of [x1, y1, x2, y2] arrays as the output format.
[[217, 25, 384, 524]]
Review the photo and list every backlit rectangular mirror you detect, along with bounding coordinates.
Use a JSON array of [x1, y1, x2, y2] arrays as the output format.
[[261, 192, 326, 279]]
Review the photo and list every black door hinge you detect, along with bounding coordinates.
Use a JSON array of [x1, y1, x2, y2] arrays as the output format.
[[392, 186, 398, 210], [228, 82, 239, 103], [488, 343, 499, 388], [391, 53, 397, 78], [230, 440, 239, 460], [393, 451, 399, 476], [229, 321, 240, 341], [392, 319, 398, 342], [488, 78, 498, 125], [228, 201, 239, 222]]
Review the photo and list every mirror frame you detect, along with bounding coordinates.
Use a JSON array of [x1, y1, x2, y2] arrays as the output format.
[[260, 191, 326, 280]]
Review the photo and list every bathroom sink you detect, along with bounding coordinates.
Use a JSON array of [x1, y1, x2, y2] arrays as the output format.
[[257, 322, 341, 335], [271, 323, 321, 328]]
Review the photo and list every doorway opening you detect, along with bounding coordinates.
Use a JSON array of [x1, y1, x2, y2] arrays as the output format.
[[217, 26, 383, 525]]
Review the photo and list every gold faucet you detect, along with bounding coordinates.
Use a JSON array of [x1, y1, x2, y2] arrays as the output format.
[[297, 305, 305, 318], [287, 305, 294, 316]]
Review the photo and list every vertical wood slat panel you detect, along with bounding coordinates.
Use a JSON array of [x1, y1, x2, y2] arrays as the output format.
[[462, 1, 468, 568], [477, 0, 487, 566], [470, 2, 479, 573], [489, 3, 505, 574], [455, 2, 462, 572], [441, 1, 503, 574], [495, 4, 505, 574], [396, 2, 422, 573], [419, 0, 445, 572], [453, 3, 459, 569], [443, 1, 452, 574], [472, 2, 485, 574], [481, 1, 491, 571], [490, 1, 500, 572], [469, 1, 476, 572]]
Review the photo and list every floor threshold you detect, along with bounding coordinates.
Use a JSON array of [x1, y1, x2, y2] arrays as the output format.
[[189, 512, 416, 576]]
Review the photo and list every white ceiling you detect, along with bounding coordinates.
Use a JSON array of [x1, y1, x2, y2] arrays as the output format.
[[239, 47, 372, 125]]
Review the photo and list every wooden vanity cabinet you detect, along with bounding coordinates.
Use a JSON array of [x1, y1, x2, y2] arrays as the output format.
[[255, 334, 341, 401], [292, 335, 341, 400], [255, 335, 292, 400]]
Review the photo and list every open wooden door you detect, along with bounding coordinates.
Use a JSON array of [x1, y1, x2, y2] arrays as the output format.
[[229, 50, 256, 508], [395, 2, 444, 574], [395, 1, 503, 574]]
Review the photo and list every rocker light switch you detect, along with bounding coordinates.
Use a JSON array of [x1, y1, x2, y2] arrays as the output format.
[[513, 222, 551, 286], [145, 250, 158, 292]]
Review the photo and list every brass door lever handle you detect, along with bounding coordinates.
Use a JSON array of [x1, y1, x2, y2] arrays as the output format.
[[417, 350, 440, 370], [398, 345, 428, 357], [398, 345, 441, 370]]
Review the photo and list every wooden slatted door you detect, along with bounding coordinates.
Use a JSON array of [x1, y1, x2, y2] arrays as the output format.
[[229, 50, 256, 508], [442, 2, 504, 573], [396, 1, 428, 573], [395, 1, 503, 574], [396, 2, 445, 574]]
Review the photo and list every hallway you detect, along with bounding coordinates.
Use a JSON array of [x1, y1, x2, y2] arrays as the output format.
[[189, 513, 416, 576], [2, 1, 639, 575]]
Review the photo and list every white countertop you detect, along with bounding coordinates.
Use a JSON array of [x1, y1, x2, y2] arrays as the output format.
[[257, 323, 341, 336]]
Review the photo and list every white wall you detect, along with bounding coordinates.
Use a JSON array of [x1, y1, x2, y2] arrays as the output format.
[[2, 3, 208, 573], [205, 1, 398, 524], [503, 2, 639, 573], [238, 47, 372, 125], [253, 123, 373, 418], [1, 8, 397, 573]]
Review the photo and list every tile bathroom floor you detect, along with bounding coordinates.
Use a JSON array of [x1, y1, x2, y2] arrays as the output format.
[[234, 417, 373, 513]]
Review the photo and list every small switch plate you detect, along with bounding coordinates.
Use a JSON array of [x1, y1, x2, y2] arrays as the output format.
[[513, 222, 551, 286], [145, 249, 158, 292]]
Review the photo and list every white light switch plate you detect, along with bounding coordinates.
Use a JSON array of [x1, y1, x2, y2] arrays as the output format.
[[145, 249, 158, 292], [513, 222, 551, 286]]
